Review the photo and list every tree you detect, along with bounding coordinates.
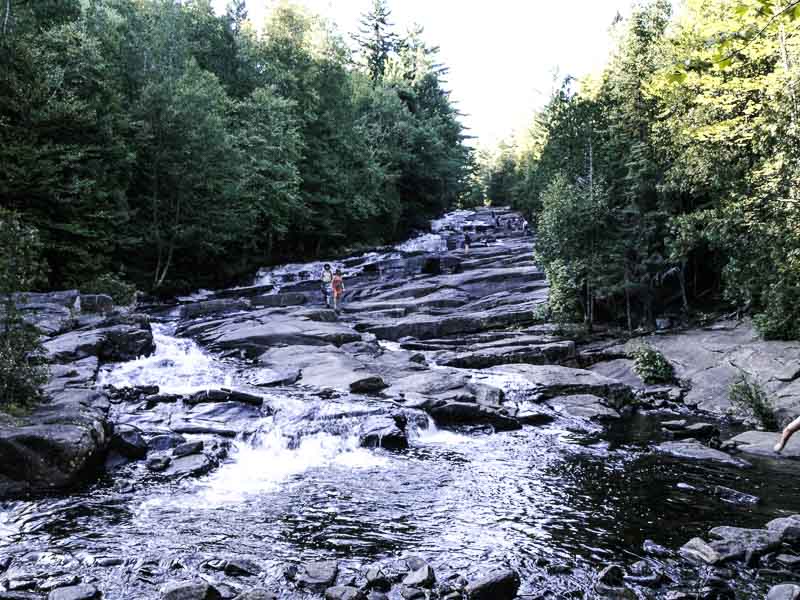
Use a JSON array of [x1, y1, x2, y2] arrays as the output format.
[[0, 209, 48, 409], [353, 0, 400, 82]]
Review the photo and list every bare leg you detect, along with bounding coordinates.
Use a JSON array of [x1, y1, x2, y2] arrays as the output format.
[[775, 416, 800, 452]]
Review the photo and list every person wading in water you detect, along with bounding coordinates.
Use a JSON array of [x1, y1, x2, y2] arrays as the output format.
[[321, 264, 333, 307], [332, 269, 345, 312]]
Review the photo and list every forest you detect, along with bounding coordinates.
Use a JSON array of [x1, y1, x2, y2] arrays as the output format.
[[0, 0, 470, 296], [475, 0, 800, 340]]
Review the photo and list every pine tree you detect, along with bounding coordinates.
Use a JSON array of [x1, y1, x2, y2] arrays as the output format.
[[353, 0, 400, 82]]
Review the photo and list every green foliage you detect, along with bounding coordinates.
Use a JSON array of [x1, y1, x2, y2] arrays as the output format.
[[0, 0, 470, 294], [729, 371, 779, 430], [86, 273, 137, 306], [0, 210, 49, 409], [629, 343, 674, 384]]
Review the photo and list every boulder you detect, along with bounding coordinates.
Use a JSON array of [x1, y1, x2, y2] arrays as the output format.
[[44, 315, 155, 364], [292, 561, 339, 592], [161, 580, 221, 600], [403, 565, 435, 588], [148, 433, 186, 452], [767, 585, 800, 600], [186, 390, 263, 407], [173, 441, 204, 458], [350, 376, 388, 394], [110, 425, 147, 460], [360, 416, 409, 450], [767, 516, 800, 543], [708, 526, 781, 561], [162, 454, 214, 479], [181, 299, 249, 320], [679, 538, 722, 565], [465, 568, 520, 600], [547, 394, 620, 421], [324, 587, 363, 600], [47, 585, 100, 600], [655, 441, 751, 468], [427, 401, 521, 432], [246, 368, 301, 388], [728, 431, 800, 458], [251, 293, 307, 308]]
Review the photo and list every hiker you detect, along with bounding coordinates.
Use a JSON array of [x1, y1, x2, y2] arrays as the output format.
[[332, 269, 345, 312], [321, 264, 333, 307], [775, 416, 800, 452], [464, 233, 472, 254]]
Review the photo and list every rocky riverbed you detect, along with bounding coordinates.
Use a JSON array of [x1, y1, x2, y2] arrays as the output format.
[[2, 208, 800, 599]]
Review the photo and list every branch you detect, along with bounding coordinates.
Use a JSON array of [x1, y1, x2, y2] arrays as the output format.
[[714, 0, 800, 65]]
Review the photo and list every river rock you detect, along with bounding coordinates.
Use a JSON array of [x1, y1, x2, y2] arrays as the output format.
[[324, 587, 363, 600], [426, 401, 521, 431], [547, 394, 620, 421], [655, 441, 751, 468], [80, 294, 113, 314], [713, 485, 760, 505], [231, 591, 276, 600], [252, 292, 307, 308], [403, 565, 435, 588], [147, 455, 171, 472], [186, 390, 263, 407], [679, 538, 723, 565], [163, 454, 214, 479], [708, 526, 781, 561], [350, 376, 388, 394], [291, 561, 339, 592], [767, 584, 800, 600], [360, 415, 408, 450], [161, 580, 221, 600], [246, 367, 301, 387], [110, 425, 147, 459], [47, 585, 100, 600], [728, 430, 800, 458], [173, 441, 204, 458], [464, 568, 520, 600], [363, 567, 390, 592], [0, 389, 111, 499], [767, 516, 800, 543], [44, 314, 155, 364], [181, 299, 249, 320], [148, 433, 186, 452]]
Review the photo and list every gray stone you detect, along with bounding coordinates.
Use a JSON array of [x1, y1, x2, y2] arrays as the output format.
[[173, 441, 204, 458], [148, 434, 186, 452], [465, 568, 520, 600], [767, 584, 800, 600], [324, 587, 363, 600], [147, 455, 171, 472], [729, 431, 800, 458], [403, 565, 435, 588], [293, 561, 339, 592], [161, 580, 221, 600], [655, 441, 751, 468], [110, 425, 147, 460], [713, 485, 760, 505], [231, 591, 276, 600], [547, 394, 621, 421], [679, 537, 722, 565], [47, 585, 100, 600], [350, 376, 388, 394], [163, 454, 214, 479], [767, 516, 800, 543], [80, 294, 113, 314]]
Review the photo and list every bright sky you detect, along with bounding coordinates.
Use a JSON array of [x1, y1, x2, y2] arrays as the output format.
[[214, 0, 629, 146]]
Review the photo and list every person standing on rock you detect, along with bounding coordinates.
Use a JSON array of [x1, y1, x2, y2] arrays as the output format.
[[321, 264, 333, 308], [775, 416, 800, 452], [464, 233, 472, 255], [332, 269, 345, 312]]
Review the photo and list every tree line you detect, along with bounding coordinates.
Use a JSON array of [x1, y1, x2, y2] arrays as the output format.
[[479, 0, 800, 340], [0, 0, 471, 296]]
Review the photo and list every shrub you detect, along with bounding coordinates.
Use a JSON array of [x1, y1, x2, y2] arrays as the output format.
[[629, 344, 674, 384], [86, 272, 137, 306], [729, 372, 779, 430], [0, 209, 49, 410]]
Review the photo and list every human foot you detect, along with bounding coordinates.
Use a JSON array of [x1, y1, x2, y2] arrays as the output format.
[[775, 438, 786, 453]]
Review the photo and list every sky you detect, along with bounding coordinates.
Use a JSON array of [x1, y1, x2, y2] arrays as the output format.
[[213, 0, 630, 147]]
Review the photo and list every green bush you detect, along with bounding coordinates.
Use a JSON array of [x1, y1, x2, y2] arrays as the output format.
[[630, 344, 674, 384], [0, 209, 49, 410], [729, 372, 779, 430], [86, 272, 137, 306]]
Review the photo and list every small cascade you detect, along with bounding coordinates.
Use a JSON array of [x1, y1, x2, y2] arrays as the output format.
[[97, 323, 233, 394]]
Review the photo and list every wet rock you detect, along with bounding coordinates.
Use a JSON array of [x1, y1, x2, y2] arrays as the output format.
[[404, 557, 429, 572], [110, 425, 147, 460], [713, 485, 760, 505], [623, 560, 661, 587], [427, 401, 521, 431], [643, 539, 671, 558], [324, 587, 363, 600], [365, 594, 388, 600], [247, 368, 301, 388], [360, 415, 408, 450], [707, 526, 781, 561], [350, 376, 388, 394], [464, 568, 520, 600], [40, 575, 81, 592], [163, 454, 214, 479], [767, 516, 800, 543], [363, 567, 390, 592], [147, 455, 171, 472], [148, 434, 186, 452], [291, 561, 339, 592], [655, 441, 751, 468], [775, 555, 800, 568], [47, 585, 100, 600], [161, 580, 221, 600], [231, 591, 276, 600], [662, 420, 688, 431], [44, 314, 155, 364], [80, 294, 113, 314], [768, 584, 800, 600], [517, 410, 555, 426], [399, 588, 426, 600], [0, 592, 44, 600], [251, 293, 307, 308], [403, 565, 435, 588], [680, 538, 722, 565], [173, 441, 204, 458], [186, 390, 263, 407], [181, 299, 249, 320], [547, 394, 620, 421], [223, 559, 261, 577]]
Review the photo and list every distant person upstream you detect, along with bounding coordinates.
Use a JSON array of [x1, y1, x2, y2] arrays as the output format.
[[332, 269, 345, 312], [321, 264, 333, 307]]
